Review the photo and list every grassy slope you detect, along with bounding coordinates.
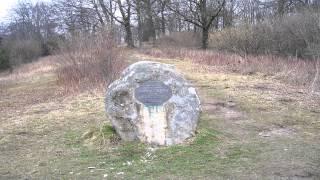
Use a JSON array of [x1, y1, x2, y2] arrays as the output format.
[[0, 51, 319, 179]]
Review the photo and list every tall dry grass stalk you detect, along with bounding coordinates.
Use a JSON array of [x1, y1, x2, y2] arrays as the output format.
[[56, 30, 126, 93], [142, 48, 319, 92], [310, 59, 320, 94], [0, 56, 57, 82]]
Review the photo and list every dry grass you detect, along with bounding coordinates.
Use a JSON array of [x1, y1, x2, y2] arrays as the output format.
[[56, 30, 127, 94], [0, 31, 128, 95], [132, 52, 320, 179], [141, 48, 320, 92], [0, 49, 320, 179], [0, 56, 57, 82]]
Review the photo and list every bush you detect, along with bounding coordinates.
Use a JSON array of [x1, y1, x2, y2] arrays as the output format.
[[0, 48, 10, 71], [210, 10, 320, 59], [4, 38, 43, 66], [156, 32, 201, 48], [56, 30, 126, 93]]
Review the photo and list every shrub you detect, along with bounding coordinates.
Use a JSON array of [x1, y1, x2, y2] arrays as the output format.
[[210, 10, 320, 59], [56, 30, 126, 93], [0, 48, 10, 71], [4, 38, 43, 66], [156, 32, 201, 48]]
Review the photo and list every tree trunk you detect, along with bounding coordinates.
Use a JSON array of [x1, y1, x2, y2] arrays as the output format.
[[160, 0, 166, 35], [92, 0, 105, 26], [136, 0, 143, 47], [109, 0, 115, 27], [98, 0, 110, 24], [124, 21, 134, 48], [277, 0, 286, 17], [200, 0, 209, 49], [144, 0, 156, 44], [161, 10, 166, 34], [202, 27, 209, 49]]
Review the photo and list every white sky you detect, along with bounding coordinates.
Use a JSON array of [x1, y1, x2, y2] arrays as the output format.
[[0, 0, 50, 22]]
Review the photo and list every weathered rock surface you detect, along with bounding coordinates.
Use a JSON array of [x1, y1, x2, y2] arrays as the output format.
[[105, 61, 201, 146]]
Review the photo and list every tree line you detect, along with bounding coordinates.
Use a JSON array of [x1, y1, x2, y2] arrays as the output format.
[[0, 0, 319, 70]]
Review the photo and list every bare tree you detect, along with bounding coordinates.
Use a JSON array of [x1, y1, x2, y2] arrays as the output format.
[[135, 0, 143, 46], [222, 0, 235, 27], [157, 0, 169, 34], [168, 0, 226, 49], [98, 0, 114, 26], [3, 1, 59, 65], [91, 0, 105, 26], [99, 0, 135, 47], [143, 0, 156, 42], [54, 0, 100, 34]]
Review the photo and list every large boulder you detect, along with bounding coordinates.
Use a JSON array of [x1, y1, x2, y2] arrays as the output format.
[[105, 61, 201, 146]]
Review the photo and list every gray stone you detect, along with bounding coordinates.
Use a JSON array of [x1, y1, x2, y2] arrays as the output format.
[[105, 61, 201, 146]]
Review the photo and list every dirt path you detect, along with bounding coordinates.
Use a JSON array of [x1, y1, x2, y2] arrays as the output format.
[[0, 52, 319, 179]]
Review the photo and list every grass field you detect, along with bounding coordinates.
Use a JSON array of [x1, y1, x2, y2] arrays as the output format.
[[0, 51, 320, 179]]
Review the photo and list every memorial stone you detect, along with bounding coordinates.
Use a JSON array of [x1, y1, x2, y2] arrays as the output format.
[[105, 61, 201, 145]]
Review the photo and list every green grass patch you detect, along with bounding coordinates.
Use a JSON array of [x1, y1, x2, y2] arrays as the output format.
[[100, 124, 117, 137], [64, 130, 82, 148]]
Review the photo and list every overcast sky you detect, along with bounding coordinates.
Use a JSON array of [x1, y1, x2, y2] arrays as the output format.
[[0, 0, 50, 22]]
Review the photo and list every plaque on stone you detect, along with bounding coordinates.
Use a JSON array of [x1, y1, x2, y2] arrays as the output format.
[[105, 61, 201, 146], [134, 80, 172, 106]]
